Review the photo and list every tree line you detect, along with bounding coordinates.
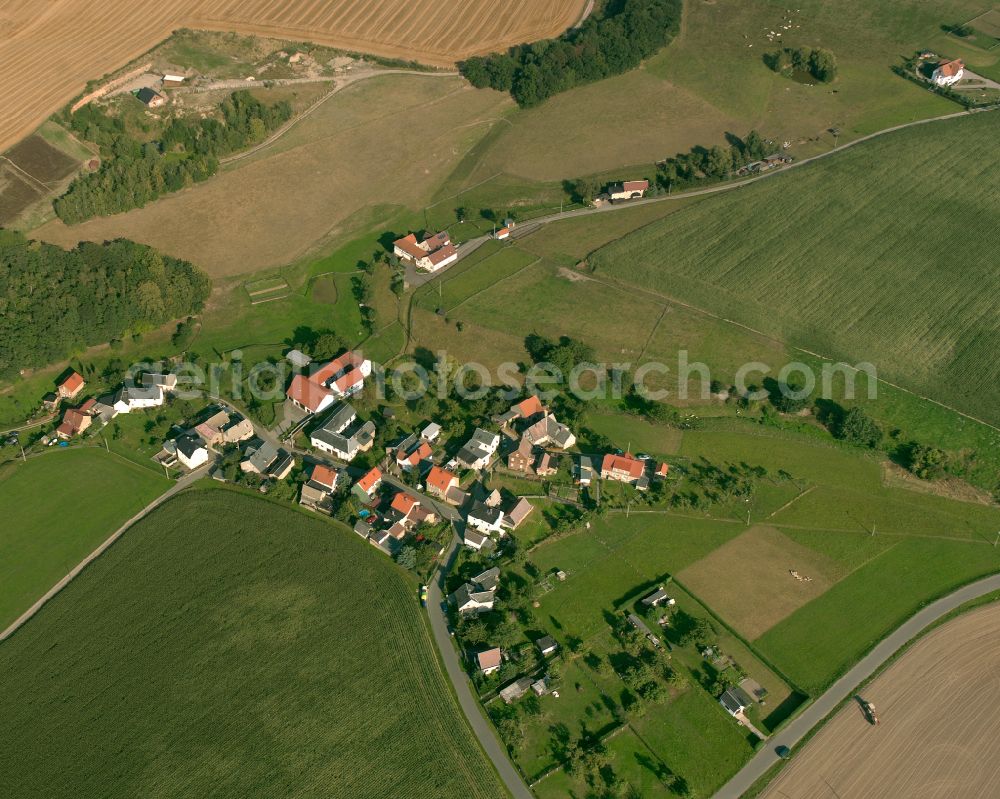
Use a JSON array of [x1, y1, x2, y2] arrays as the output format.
[[0, 230, 210, 379], [55, 91, 292, 223], [460, 0, 683, 106]]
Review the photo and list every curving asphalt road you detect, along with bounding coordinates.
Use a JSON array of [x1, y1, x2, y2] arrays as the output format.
[[713, 571, 1000, 799], [426, 534, 534, 799]]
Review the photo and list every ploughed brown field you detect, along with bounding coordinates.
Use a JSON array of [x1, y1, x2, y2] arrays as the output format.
[[762, 602, 1000, 799], [0, 0, 585, 153]]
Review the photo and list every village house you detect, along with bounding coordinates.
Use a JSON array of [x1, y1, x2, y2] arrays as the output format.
[[395, 434, 433, 472], [536, 635, 559, 657], [535, 452, 557, 477], [932, 57, 965, 86], [450, 580, 496, 614], [299, 463, 341, 514], [388, 492, 437, 538], [494, 226, 511, 241], [463, 528, 490, 551], [55, 401, 95, 439], [641, 587, 675, 608], [421, 422, 442, 442], [601, 452, 649, 489], [475, 647, 502, 676], [498, 394, 547, 426], [392, 231, 458, 272], [456, 428, 500, 470], [112, 383, 164, 414], [655, 462, 670, 480], [141, 372, 178, 393], [523, 413, 576, 450], [174, 433, 209, 470], [466, 500, 505, 536], [310, 403, 376, 461], [136, 87, 166, 108], [286, 350, 372, 414], [719, 685, 755, 717], [609, 179, 649, 200], [508, 437, 535, 474], [425, 465, 459, 501], [57, 371, 86, 400], [576, 455, 596, 486], [240, 438, 294, 479], [500, 497, 534, 531], [352, 466, 382, 503]]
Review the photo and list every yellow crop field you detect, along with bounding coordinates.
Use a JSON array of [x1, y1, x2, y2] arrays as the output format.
[[0, 0, 584, 153]]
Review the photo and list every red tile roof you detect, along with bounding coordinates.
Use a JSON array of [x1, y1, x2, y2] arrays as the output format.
[[656, 462, 670, 477], [477, 647, 502, 671], [400, 440, 432, 466], [623, 180, 649, 192], [391, 492, 420, 517], [426, 242, 456, 266], [514, 395, 545, 418], [78, 398, 96, 412], [311, 464, 339, 490], [356, 467, 382, 494], [286, 374, 330, 413], [937, 58, 964, 77], [601, 453, 645, 479], [59, 371, 85, 394], [286, 351, 368, 410], [426, 465, 458, 494], [393, 233, 425, 260]]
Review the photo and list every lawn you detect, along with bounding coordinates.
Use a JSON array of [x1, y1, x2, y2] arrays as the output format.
[[590, 111, 1000, 425], [0, 488, 507, 799], [755, 536, 1000, 694], [0, 448, 167, 630]]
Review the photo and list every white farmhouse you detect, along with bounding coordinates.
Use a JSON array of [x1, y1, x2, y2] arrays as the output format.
[[932, 58, 964, 86]]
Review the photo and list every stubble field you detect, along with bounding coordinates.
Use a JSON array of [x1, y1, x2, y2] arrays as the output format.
[[762, 601, 1000, 799], [0, 0, 584, 154]]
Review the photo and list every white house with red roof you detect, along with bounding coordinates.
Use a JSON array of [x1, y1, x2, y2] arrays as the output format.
[[425, 465, 459, 500], [395, 435, 433, 472], [932, 58, 965, 86], [393, 231, 458, 272], [609, 179, 649, 200], [57, 370, 85, 399], [601, 452, 649, 489], [352, 466, 382, 502], [286, 350, 371, 414]]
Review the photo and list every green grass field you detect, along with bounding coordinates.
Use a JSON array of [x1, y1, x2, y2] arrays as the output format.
[[0, 448, 167, 630], [590, 112, 1000, 424], [0, 488, 507, 799]]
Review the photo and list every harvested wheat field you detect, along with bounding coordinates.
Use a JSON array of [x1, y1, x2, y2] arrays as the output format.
[[0, 0, 584, 153], [763, 602, 1000, 799]]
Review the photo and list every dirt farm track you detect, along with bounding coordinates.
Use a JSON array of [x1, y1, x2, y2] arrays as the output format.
[[761, 602, 1000, 799], [0, 0, 585, 153]]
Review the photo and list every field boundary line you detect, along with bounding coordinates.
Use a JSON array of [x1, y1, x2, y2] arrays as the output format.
[[446, 255, 542, 312], [0, 468, 207, 643], [766, 485, 817, 519], [0, 156, 50, 194], [713, 571, 1000, 798]]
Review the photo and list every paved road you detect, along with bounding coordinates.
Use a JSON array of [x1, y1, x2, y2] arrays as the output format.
[[426, 535, 534, 799], [0, 464, 208, 643], [713, 571, 1000, 798]]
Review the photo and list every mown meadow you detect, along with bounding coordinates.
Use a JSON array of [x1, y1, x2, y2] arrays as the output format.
[[589, 111, 1000, 425]]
